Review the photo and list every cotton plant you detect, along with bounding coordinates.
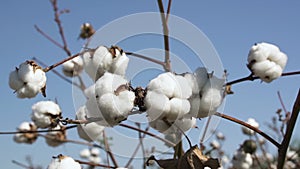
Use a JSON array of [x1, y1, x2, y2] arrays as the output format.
[[82, 45, 129, 81], [62, 56, 84, 77], [31, 100, 62, 128], [80, 148, 102, 164], [247, 42, 288, 83], [85, 72, 135, 126], [76, 106, 105, 142], [47, 154, 81, 169], [230, 148, 253, 169], [241, 118, 259, 136], [13, 121, 38, 144], [45, 125, 66, 147], [9, 60, 47, 98]]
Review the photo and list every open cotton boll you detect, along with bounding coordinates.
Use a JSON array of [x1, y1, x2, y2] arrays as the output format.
[[145, 91, 170, 121], [194, 67, 209, 89], [95, 72, 128, 97], [184, 73, 199, 95], [45, 125, 66, 147], [167, 98, 190, 121], [80, 149, 90, 158], [31, 101, 61, 128], [173, 75, 192, 99], [110, 48, 129, 76], [242, 118, 259, 135], [62, 56, 83, 77], [147, 72, 176, 98], [9, 60, 46, 98], [198, 87, 223, 118], [76, 106, 105, 142], [48, 155, 81, 169], [13, 122, 38, 144]]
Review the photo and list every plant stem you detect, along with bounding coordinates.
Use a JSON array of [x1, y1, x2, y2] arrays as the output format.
[[277, 89, 300, 169], [214, 112, 280, 148], [103, 130, 119, 167], [34, 25, 64, 50], [0, 125, 76, 135], [165, 0, 172, 23], [125, 52, 165, 66]]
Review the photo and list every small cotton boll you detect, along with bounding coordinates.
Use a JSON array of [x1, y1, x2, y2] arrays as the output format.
[[13, 122, 38, 144], [184, 73, 199, 95], [62, 57, 84, 77], [242, 118, 259, 135], [95, 72, 128, 97], [31, 101, 61, 128], [194, 67, 209, 89], [80, 149, 90, 158], [248, 43, 270, 63], [89, 156, 101, 164], [45, 125, 66, 147], [173, 75, 192, 99], [210, 140, 220, 149], [145, 91, 170, 121], [198, 87, 223, 118], [90, 148, 100, 156], [76, 106, 105, 142], [47, 155, 81, 169], [167, 98, 190, 121], [147, 72, 176, 98]]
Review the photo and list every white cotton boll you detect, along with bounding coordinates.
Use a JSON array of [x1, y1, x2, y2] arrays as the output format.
[[18, 62, 35, 82], [62, 57, 84, 77], [145, 91, 170, 121], [76, 106, 105, 142], [45, 125, 66, 147], [9, 70, 23, 90], [184, 73, 199, 95], [198, 87, 223, 118], [90, 148, 100, 156], [147, 72, 176, 98], [31, 101, 61, 128], [17, 85, 37, 98], [95, 72, 128, 97], [89, 156, 101, 164], [263, 65, 283, 82], [210, 140, 220, 149], [110, 51, 129, 76], [248, 43, 269, 63], [194, 67, 209, 89], [174, 117, 196, 132], [13, 122, 38, 144], [251, 60, 275, 77], [47, 155, 81, 169], [231, 150, 253, 169], [117, 90, 135, 112], [173, 75, 192, 99], [273, 52, 288, 69], [242, 118, 259, 135], [80, 149, 91, 158], [167, 98, 190, 121]]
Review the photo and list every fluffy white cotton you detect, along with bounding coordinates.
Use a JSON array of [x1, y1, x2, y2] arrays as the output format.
[[247, 42, 288, 83], [242, 118, 259, 135], [210, 140, 220, 149], [231, 149, 253, 169], [80, 148, 101, 164], [62, 56, 84, 77], [194, 67, 209, 89], [85, 73, 135, 126], [45, 125, 66, 147], [173, 75, 192, 99], [31, 101, 61, 128], [83, 46, 129, 81], [13, 122, 38, 144], [47, 155, 81, 169], [76, 106, 105, 142], [147, 72, 176, 98], [145, 91, 170, 121], [184, 73, 199, 95], [9, 60, 47, 98], [167, 98, 190, 121]]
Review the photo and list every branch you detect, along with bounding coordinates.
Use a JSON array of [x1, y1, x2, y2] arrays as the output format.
[[165, 0, 172, 23], [277, 89, 300, 169], [75, 159, 115, 168], [0, 125, 76, 135], [12, 160, 33, 169], [214, 112, 280, 148], [125, 52, 165, 67], [34, 25, 64, 50], [103, 130, 119, 168], [225, 71, 300, 86], [157, 0, 171, 72], [50, 0, 72, 56]]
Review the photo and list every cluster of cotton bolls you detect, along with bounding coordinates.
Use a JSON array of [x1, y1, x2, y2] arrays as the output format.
[[80, 148, 102, 164], [47, 154, 81, 169], [83, 45, 129, 81], [247, 42, 288, 83], [145, 68, 225, 136], [9, 60, 47, 98], [84, 72, 135, 127]]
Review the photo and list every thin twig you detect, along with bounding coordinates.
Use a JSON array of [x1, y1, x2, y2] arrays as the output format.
[[157, 0, 171, 72], [34, 25, 64, 50], [0, 125, 76, 135], [226, 71, 300, 86], [277, 89, 300, 169], [253, 154, 263, 169], [125, 52, 165, 66], [50, 0, 72, 56], [75, 159, 116, 168], [165, 0, 172, 23], [119, 123, 176, 147], [214, 112, 280, 148], [12, 160, 32, 169], [254, 134, 272, 168], [277, 91, 288, 114], [103, 130, 119, 167], [32, 57, 82, 89], [200, 116, 212, 148]]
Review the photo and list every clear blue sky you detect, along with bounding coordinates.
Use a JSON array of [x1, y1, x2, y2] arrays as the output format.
[[0, 1, 300, 168]]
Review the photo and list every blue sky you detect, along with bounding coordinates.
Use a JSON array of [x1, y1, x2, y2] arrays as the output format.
[[0, 1, 300, 168]]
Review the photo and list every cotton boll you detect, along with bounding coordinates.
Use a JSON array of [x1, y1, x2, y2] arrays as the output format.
[[194, 67, 209, 89], [145, 91, 170, 121], [31, 101, 61, 128], [47, 155, 81, 169], [173, 75, 192, 99], [263, 65, 283, 82], [110, 50, 129, 76], [13, 122, 38, 144], [95, 72, 128, 97], [84, 84, 96, 99], [9, 70, 23, 90], [231, 149, 253, 169], [250, 60, 275, 77], [147, 72, 176, 98], [80, 149, 90, 158], [45, 125, 66, 147], [167, 98, 190, 121], [174, 117, 196, 132], [76, 106, 105, 142], [62, 57, 84, 77], [184, 73, 199, 95], [248, 43, 269, 63], [198, 87, 223, 118], [242, 118, 259, 135]]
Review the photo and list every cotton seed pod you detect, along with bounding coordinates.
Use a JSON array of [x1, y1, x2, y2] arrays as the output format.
[[13, 122, 38, 144], [79, 22, 95, 39], [47, 154, 81, 169], [9, 60, 46, 98]]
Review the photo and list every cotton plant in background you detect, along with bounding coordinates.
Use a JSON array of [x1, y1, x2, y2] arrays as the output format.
[[47, 154, 81, 169], [230, 148, 253, 169], [62, 56, 84, 77], [9, 60, 47, 98], [247, 42, 288, 83], [80, 148, 102, 164], [82, 45, 129, 81], [13, 122, 38, 144], [31, 101, 62, 128], [242, 118, 259, 136]]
